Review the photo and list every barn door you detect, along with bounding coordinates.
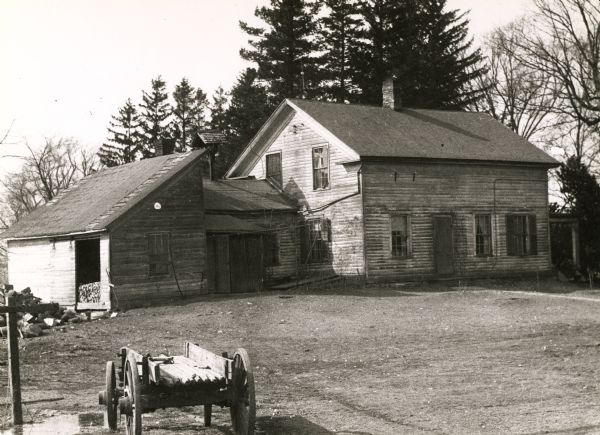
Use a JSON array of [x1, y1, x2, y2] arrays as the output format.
[[433, 216, 454, 276], [229, 235, 264, 293], [75, 238, 101, 304], [207, 235, 231, 293]]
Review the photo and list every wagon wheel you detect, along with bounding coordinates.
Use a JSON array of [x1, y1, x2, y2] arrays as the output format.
[[104, 361, 118, 430], [230, 348, 256, 435], [124, 354, 142, 435]]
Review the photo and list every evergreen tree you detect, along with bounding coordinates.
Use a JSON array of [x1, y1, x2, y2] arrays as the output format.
[[223, 68, 275, 174], [317, 0, 363, 102], [192, 88, 209, 134], [172, 78, 205, 151], [557, 156, 600, 275], [98, 99, 143, 167], [355, 0, 486, 109], [209, 86, 229, 131], [240, 0, 321, 101], [139, 76, 171, 158]]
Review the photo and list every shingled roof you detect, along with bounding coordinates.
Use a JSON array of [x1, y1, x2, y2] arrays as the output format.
[[227, 99, 558, 177], [2, 151, 205, 240], [288, 99, 558, 164], [204, 179, 296, 212]]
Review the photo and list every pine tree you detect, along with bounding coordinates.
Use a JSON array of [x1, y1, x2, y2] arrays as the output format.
[[209, 86, 229, 132], [98, 99, 143, 167], [222, 68, 275, 176], [139, 76, 171, 158], [172, 78, 205, 152], [317, 0, 363, 102], [240, 0, 321, 101], [192, 88, 209, 135], [355, 0, 486, 109]]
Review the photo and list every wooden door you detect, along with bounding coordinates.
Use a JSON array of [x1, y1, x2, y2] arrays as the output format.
[[207, 235, 231, 293], [229, 235, 264, 293], [433, 216, 454, 276]]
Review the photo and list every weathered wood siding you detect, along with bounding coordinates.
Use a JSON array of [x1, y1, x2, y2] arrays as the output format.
[[362, 162, 551, 280], [248, 113, 365, 275], [7, 233, 111, 306], [110, 163, 206, 306], [207, 212, 299, 281]]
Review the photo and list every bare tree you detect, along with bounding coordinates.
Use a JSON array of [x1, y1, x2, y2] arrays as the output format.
[[470, 19, 560, 140], [0, 137, 99, 227], [512, 0, 600, 128]]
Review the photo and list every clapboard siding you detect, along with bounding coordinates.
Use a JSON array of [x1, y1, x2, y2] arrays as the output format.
[[7, 233, 110, 306], [248, 113, 365, 275], [362, 162, 551, 280], [110, 162, 206, 305], [207, 212, 298, 280]]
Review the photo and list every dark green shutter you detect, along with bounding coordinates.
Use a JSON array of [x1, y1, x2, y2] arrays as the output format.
[[506, 215, 515, 256], [529, 215, 537, 255]]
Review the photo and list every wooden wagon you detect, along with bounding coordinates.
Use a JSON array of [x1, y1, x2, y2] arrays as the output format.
[[99, 342, 255, 434]]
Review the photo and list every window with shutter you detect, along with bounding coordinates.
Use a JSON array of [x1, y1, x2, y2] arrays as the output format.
[[147, 232, 170, 276], [391, 215, 410, 258], [506, 214, 537, 256], [266, 153, 282, 187]]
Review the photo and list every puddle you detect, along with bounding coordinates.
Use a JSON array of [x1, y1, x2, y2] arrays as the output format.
[[1, 412, 108, 435]]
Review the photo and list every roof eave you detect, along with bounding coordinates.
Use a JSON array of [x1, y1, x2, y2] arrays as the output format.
[[359, 155, 559, 168]]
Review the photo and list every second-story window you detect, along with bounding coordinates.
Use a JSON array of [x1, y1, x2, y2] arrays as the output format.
[[312, 147, 329, 190], [266, 152, 282, 187]]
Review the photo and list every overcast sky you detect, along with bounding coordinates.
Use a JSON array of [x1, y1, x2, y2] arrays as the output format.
[[0, 0, 535, 157]]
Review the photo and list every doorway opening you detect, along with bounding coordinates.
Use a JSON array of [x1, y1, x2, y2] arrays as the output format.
[[75, 238, 101, 303]]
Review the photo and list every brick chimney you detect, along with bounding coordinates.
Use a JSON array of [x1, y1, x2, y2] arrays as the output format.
[[382, 77, 401, 110], [155, 138, 175, 156]]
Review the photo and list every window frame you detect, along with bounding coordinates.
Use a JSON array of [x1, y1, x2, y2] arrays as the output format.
[[390, 214, 411, 259], [311, 146, 330, 191], [474, 214, 493, 257], [306, 217, 332, 263], [506, 214, 538, 257], [265, 151, 282, 187], [147, 232, 171, 276]]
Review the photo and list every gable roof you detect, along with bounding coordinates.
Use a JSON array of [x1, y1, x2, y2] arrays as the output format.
[[227, 99, 558, 177], [2, 151, 205, 240], [204, 179, 296, 212]]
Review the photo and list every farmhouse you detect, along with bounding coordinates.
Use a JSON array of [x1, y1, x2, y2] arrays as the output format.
[[226, 80, 560, 282], [2, 150, 207, 308]]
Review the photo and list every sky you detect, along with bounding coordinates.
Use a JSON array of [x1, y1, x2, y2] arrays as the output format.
[[0, 0, 535, 159]]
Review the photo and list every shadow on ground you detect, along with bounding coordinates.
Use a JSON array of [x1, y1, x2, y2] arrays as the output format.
[[256, 415, 373, 435]]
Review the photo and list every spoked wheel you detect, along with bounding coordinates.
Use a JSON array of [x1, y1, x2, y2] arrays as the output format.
[[104, 361, 118, 430], [124, 354, 142, 435], [230, 348, 256, 435]]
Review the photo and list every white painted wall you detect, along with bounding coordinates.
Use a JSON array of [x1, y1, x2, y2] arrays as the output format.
[[7, 232, 111, 308], [7, 238, 76, 305]]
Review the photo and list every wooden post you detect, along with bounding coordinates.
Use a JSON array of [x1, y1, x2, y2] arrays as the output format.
[[6, 291, 23, 425]]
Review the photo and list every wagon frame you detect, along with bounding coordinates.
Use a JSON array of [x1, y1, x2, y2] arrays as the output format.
[[99, 342, 255, 435]]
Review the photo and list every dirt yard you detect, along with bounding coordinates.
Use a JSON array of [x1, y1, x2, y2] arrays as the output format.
[[2, 279, 600, 434]]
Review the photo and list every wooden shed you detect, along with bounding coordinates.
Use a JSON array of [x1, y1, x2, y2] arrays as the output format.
[[203, 179, 298, 293], [2, 151, 207, 309]]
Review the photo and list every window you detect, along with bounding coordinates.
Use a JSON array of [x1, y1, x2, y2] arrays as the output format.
[[475, 214, 492, 256], [312, 147, 329, 190], [306, 218, 331, 263], [506, 214, 537, 256], [263, 233, 280, 267], [147, 232, 170, 276], [391, 215, 410, 258], [266, 153, 282, 187]]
